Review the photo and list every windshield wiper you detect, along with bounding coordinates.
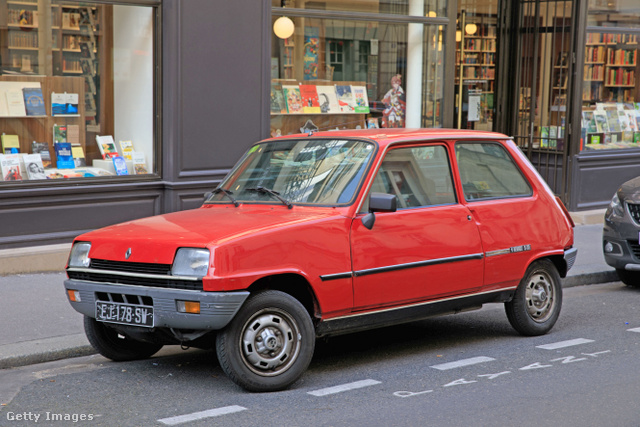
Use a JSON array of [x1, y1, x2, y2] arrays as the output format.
[[212, 187, 239, 207], [246, 186, 293, 209]]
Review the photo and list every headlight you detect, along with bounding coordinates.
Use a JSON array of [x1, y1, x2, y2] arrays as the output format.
[[608, 192, 624, 218], [68, 242, 91, 268], [171, 248, 210, 277]]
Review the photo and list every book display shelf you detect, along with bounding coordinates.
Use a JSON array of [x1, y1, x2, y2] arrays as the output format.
[[455, 18, 497, 130]]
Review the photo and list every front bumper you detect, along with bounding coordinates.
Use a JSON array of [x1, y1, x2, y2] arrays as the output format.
[[64, 279, 249, 330], [603, 220, 640, 271]]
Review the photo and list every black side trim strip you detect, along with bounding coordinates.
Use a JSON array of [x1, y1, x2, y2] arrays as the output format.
[[354, 253, 484, 278], [320, 272, 353, 282], [315, 288, 515, 338]]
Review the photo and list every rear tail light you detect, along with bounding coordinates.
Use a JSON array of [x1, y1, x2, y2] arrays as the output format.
[[555, 196, 575, 228]]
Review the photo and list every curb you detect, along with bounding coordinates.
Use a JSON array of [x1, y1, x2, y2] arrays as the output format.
[[563, 270, 619, 288], [0, 334, 97, 370]]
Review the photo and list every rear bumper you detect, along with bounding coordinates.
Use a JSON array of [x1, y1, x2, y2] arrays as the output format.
[[564, 247, 578, 272], [64, 279, 249, 330]]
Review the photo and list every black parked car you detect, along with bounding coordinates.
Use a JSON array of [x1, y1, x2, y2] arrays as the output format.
[[603, 176, 640, 287]]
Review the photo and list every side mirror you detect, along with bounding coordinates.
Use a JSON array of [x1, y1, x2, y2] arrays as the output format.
[[362, 193, 397, 230]]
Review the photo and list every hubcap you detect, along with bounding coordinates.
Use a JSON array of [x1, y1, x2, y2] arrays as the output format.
[[525, 272, 556, 323], [240, 308, 301, 376]]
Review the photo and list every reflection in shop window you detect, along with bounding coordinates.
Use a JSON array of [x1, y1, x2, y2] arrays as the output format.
[[0, 2, 155, 182]]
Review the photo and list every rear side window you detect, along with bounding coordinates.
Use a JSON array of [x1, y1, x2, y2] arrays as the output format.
[[456, 143, 532, 201]]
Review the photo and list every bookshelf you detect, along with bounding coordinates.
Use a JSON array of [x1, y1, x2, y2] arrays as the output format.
[[455, 20, 497, 130], [280, 37, 295, 80], [583, 32, 637, 104]]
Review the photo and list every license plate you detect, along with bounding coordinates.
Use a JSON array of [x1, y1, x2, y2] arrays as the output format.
[[95, 301, 154, 328]]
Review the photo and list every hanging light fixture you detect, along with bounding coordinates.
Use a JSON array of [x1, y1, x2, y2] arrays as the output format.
[[465, 23, 478, 35], [274, 1, 294, 39]]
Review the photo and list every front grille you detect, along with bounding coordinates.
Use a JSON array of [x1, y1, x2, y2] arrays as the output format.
[[627, 203, 640, 225], [629, 241, 640, 259], [90, 259, 171, 275], [96, 292, 153, 306], [68, 258, 204, 291]]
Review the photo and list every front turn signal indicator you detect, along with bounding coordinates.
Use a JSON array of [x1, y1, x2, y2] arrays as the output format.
[[67, 290, 81, 302], [177, 300, 200, 314]]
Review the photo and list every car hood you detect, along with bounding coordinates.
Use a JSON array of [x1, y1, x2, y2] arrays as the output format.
[[79, 205, 347, 264], [621, 177, 640, 202]]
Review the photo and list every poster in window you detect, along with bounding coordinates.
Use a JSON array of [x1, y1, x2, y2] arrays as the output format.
[[303, 27, 319, 80]]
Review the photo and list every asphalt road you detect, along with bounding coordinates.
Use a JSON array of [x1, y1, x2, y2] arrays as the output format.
[[1, 281, 639, 427]]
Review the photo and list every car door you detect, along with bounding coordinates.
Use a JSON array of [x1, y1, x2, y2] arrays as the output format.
[[350, 143, 485, 311], [454, 141, 536, 291]]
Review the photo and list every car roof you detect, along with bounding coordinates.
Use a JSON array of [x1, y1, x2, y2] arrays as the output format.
[[264, 128, 512, 149]]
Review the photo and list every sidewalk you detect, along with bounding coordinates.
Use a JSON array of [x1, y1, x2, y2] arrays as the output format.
[[0, 212, 617, 370]]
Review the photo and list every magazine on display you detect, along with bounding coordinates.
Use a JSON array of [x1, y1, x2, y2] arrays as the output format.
[[71, 144, 86, 167], [351, 85, 370, 114], [316, 86, 340, 114], [270, 83, 287, 114], [22, 87, 45, 116], [283, 85, 303, 114], [132, 152, 148, 174], [6, 89, 26, 116], [0, 154, 22, 181], [53, 124, 67, 143], [299, 84, 321, 114], [32, 141, 52, 168], [112, 156, 129, 175], [96, 135, 119, 159], [1, 134, 20, 154], [335, 85, 356, 113], [54, 142, 75, 169], [119, 140, 134, 160], [23, 153, 47, 180]]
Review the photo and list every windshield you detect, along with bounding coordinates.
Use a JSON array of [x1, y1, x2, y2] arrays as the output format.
[[208, 139, 375, 206]]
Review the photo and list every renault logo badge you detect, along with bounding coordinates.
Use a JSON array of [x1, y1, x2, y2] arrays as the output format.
[[125, 248, 132, 260]]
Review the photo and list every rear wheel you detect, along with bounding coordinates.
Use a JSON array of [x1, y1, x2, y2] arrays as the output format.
[[216, 290, 315, 392], [616, 268, 640, 287], [84, 316, 163, 361], [505, 259, 562, 336]]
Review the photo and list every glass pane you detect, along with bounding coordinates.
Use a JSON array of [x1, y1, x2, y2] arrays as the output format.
[[456, 143, 532, 201], [455, 1, 499, 131], [272, 0, 446, 17], [213, 139, 375, 206], [0, 2, 155, 183], [587, 0, 640, 28], [581, 31, 639, 151], [270, 15, 445, 136]]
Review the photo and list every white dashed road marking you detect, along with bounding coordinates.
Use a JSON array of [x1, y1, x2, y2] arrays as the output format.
[[628, 327, 640, 333], [430, 356, 496, 371], [308, 379, 381, 396], [536, 338, 594, 350], [157, 405, 247, 425]]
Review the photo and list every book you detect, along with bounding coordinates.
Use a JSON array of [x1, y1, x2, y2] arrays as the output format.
[[132, 152, 148, 174], [53, 124, 67, 143], [582, 111, 598, 133], [23, 153, 47, 180], [606, 110, 622, 132], [351, 85, 370, 113], [0, 154, 23, 181], [66, 124, 80, 144], [316, 86, 340, 114], [335, 85, 356, 113], [270, 83, 287, 114], [540, 126, 549, 148], [32, 141, 52, 168], [22, 87, 46, 116], [282, 85, 303, 114], [54, 142, 75, 169], [6, 89, 26, 116], [299, 84, 321, 114], [96, 135, 119, 159], [1, 134, 20, 154], [119, 140, 134, 160], [112, 156, 129, 175], [52, 92, 79, 115], [71, 144, 86, 167], [592, 110, 610, 133], [367, 117, 380, 128]]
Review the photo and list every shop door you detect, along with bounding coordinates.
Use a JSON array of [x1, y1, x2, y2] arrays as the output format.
[[510, 0, 578, 203]]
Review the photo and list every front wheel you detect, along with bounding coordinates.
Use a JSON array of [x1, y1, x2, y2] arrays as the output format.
[[84, 316, 163, 361], [505, 259, 562, 336], [216, 290, 315, 392], [616, 268, 640, 288]]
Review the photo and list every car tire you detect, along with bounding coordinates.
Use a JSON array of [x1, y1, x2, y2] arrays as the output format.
[[216, 290, 315, 392], [505, 259, 562, 336], [84, 316, 163, 361], [616, 269, 640, 287]]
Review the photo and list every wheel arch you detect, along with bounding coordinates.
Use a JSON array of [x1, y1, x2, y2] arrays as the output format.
[[247, 273, 320, 321]]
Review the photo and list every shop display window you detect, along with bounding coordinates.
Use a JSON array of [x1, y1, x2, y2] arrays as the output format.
[[581, 1, 640, 151], [271, 0, 446, 17], [270, 7, 446, 136], [0, 1, 155, 182]]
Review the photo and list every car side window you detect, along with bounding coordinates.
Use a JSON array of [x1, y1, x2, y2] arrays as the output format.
[[456, 142, 532, 201], [364, 145, 456, 211]]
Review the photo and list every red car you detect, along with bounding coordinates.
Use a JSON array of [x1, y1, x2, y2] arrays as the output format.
[[64, 129, 576, 391]]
